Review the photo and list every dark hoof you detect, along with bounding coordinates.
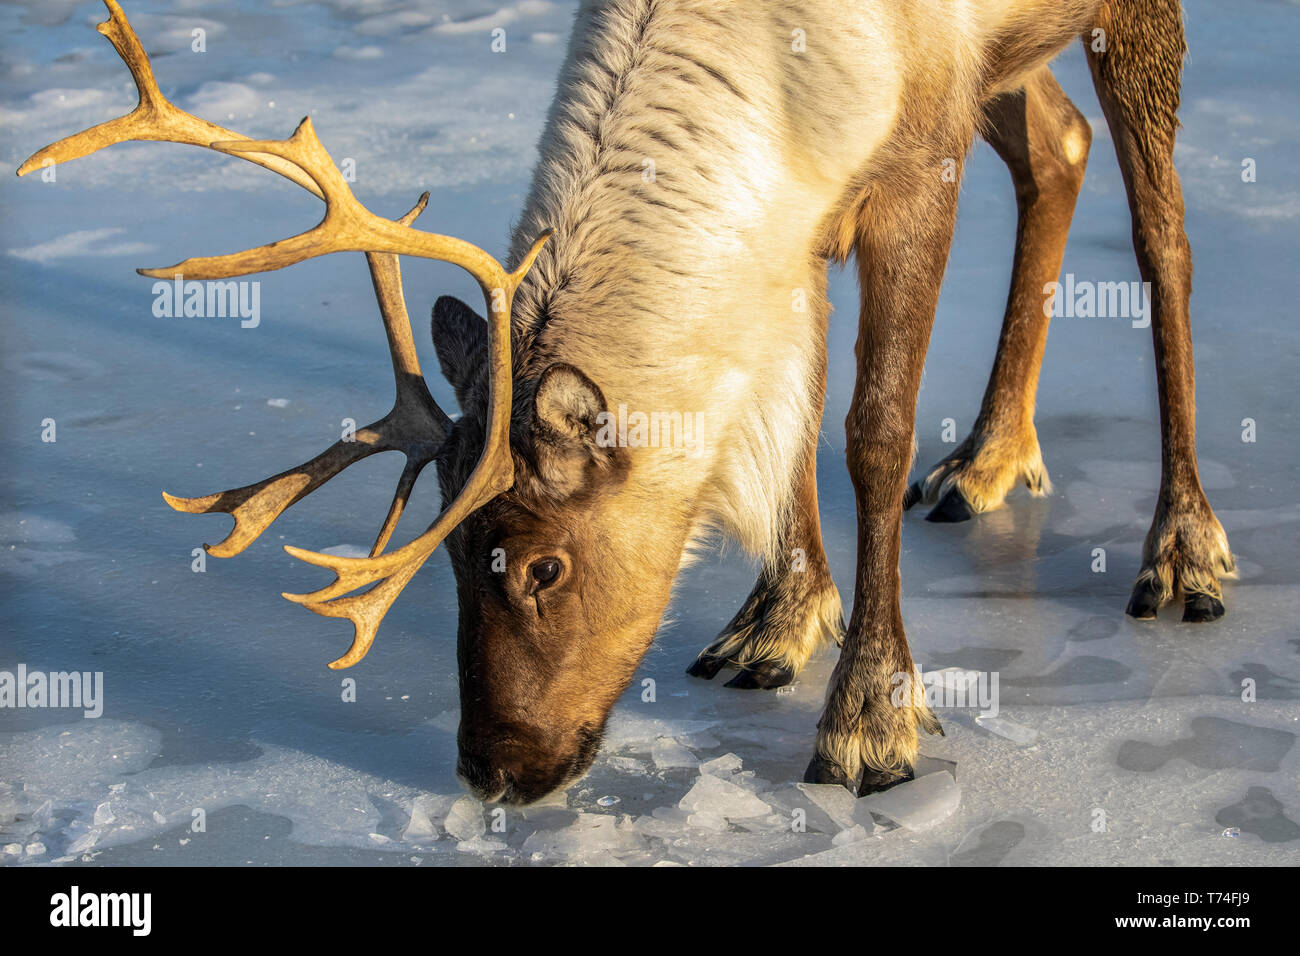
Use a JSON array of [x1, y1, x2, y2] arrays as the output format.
[[724, 662, 795, 690], [686, 656, 725, 680], [858, 766, 914, 797], [1182, 592, 1225, 623], [902, 481, 923, 511], [802, 754, 861, 793], [1125, 578, 1162, 620], [925, 488, 973, 523]]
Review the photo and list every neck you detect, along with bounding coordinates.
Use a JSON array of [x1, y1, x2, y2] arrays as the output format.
[[504, 0, 893, 556]]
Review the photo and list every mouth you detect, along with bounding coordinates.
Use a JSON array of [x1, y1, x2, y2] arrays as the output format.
[[456, 723, 607, 805]]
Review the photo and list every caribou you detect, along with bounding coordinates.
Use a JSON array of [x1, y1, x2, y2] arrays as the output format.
[[21, 0, 1233, 804]]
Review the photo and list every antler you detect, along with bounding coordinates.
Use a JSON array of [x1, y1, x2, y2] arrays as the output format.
[[18, 0, 550, 668]]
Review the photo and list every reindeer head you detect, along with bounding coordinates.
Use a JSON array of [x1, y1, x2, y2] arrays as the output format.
[[430, 297, 686, 802], [21, 1, 685, 806]]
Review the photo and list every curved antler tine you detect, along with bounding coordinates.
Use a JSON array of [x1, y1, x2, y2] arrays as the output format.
[[369, 458, 427, 558], [305, 565, 422, 670], [16, 1, 321, 197], [21, 2, 556, 670], [397, 192, 430, 227], [512, 229, 554, 287], [138, 219, 343, 280], [163, 429, 392, 557]]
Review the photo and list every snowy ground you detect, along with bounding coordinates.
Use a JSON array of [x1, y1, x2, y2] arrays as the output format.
[[1, 0, 1297, 866]]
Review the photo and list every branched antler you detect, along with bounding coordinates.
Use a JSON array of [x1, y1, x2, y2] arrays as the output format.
[[18, 0, 549, 668]]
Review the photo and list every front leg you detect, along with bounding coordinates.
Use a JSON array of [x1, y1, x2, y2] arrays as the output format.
[[805, 162, 959, 793]]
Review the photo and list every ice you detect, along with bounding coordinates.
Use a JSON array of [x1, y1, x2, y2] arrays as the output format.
[[795, 782, 858, 831], [859, 772, 961, 832], [976, 716, 1040, 746], [679, 774, 770, 821], [604, 713, 719, 751], [832, 824, 872, 847], [686, 810, 730, 832], [520, 812, 645, 863], [606, 756, 649, 774], [442, 797, 486, 843], [402, 794, 456, 842], [2, 0, 1297, 868], [650, 737, 698, 770], [699, 753, 744, 777]]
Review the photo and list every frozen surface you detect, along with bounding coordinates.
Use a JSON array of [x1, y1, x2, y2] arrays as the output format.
[[1, 0, 1298, 866]]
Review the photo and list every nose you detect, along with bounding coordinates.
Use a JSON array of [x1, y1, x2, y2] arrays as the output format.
[[457, 727, 597, 804], [455, 746, 510, 802]]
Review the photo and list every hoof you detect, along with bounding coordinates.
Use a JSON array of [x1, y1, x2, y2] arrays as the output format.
[[1182, 592, 1225, 623], [858, 766, 914, 797], [802, 754, 861, 793], [686, 656, 725, 680], [724, 662, 795, 690], [1125, 578, 1161, 620], [925, 488, 973, 523], [902, 481, 923, 511]]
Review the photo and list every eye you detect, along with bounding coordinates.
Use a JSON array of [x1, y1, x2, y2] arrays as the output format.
[[529, 558, 562, 589]]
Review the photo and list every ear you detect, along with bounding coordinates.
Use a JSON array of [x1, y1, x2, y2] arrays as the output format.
[[531, 363, 620, 498], [431, 295, 487, 409]]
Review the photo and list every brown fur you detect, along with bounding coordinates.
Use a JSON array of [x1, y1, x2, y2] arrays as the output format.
[[444, 0, 1236, 798], [809, 0, 1234, 789], [912, 67, 1091, 514]]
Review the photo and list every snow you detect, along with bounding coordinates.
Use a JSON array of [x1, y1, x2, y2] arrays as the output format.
[[1, 0, 1298, 867]]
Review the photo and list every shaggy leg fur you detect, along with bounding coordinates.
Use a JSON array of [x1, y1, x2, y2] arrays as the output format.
[[689, 381, 844, 689], [805, 152, 960, 794], [1086, 0, 1235, 621], [906, 67, 1090, 523]]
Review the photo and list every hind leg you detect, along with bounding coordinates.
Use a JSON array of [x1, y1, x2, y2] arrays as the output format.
[[687, 349, 843, 689], [907, 66, 1091, 522], [1085, 0, 1234, 620]]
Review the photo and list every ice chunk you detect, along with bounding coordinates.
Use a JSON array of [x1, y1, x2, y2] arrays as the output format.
[[651, 737, 698, 770], [443, 797, 486, 843], [93, 801, 115, 826], [67, 831, 98, 854], [976, 715, 1039, 745], [686, 810, 730, 832], [603, 712, 721, 751], [679, 774, 769, 820], [606, 756, 648, 774], [404, 794, 456, 842], [403, 802, 437, 841], [859, 771, 960, 831], [520, 811, 645, 862], [832, 824, 871, 847], [3, 843, 22, 856], [456, 836, 508, 854], [699, 753, 743, 777], [762, 787, 840, 835], [795, 782, 858, 830]]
